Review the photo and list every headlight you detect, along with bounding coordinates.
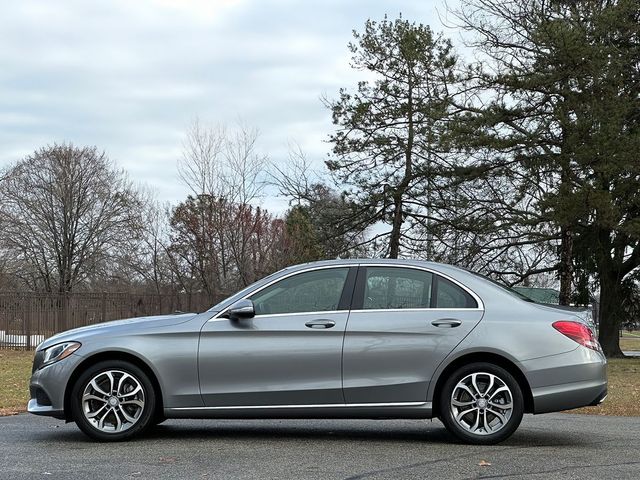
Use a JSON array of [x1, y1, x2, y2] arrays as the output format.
[[41, 342, 81, 367]]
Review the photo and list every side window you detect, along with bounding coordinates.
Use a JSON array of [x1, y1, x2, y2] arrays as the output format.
[[363, 267, 433, 309], [250, 268, 349, 315], [435, 276, 478, 308]]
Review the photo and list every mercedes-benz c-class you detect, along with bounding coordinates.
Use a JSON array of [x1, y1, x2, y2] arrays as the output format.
[[28, 259, 607, 444]]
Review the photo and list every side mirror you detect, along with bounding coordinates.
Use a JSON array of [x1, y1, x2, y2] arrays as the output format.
[[227, 299, 255, 320]]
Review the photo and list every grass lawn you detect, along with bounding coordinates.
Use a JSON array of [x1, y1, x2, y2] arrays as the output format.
[[0, 350, 638, 417], [0, 350, 33, 416], [572, 358, 640, 416], [620, 331, 640, 352]]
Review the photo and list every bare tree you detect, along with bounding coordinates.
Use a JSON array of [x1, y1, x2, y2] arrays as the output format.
[[269, 143, 322, 205], [170, 120, 274, 293], [0, 143, 145, 293], [223, 123, 267, 205], [178, 118, 226, 197]]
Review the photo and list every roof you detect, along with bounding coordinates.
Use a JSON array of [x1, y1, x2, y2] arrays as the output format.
[[292, 258, 446, 269], [512, 287, 560, 305]]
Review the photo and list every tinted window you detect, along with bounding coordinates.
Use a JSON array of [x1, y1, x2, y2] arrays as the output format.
[[435, 276, 477, 308], [250, 268, 349, 315], [363, 267, 433, 309]]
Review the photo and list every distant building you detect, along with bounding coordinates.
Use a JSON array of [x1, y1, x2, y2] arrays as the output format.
[[513, 287, 597, 331], [513, 287, 560, 305]]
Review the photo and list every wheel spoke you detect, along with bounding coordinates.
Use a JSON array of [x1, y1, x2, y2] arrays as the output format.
[[452, 398, 474, 407], [105, 372, 115, 394], [489, 400, 512, 410], [455, 407, 478, 422], [488, 386, 509, 401], [484, 374, 495, 396], [117, 373, 131, 396], [487, 406, 507, 425], [471, 374, 482, 396], [118, 406, 137, 423], [455, 384, 476, 399], [119, 385, 142, 398], [83, 394, 107, 404], [90, 380, 109, 397], [469, 409, 481, 431], [120, 399, 144, 408], [97, 408, 111, 429], [86, 404, 107, 419], [112, 407, 123, 431], [482, 409, 491, 433]]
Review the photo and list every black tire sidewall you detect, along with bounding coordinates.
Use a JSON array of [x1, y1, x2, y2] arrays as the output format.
[[439, 362, 524, 445], [71, 360, 156, 442]]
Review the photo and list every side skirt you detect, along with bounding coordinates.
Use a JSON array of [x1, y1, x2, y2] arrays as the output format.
[[165, 402, 433, 420]]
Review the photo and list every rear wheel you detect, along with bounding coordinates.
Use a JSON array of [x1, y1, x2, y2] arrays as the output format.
[[439, 362, 523, 444], [70, 360, 156, 441]]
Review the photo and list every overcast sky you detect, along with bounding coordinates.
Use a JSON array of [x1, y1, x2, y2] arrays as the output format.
[[0, 0, 456, 212]]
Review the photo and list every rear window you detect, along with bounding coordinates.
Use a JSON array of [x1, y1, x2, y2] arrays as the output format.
[[435, 276, 478, 308]]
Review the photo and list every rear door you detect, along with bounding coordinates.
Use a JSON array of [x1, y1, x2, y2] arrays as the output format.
[[199, 266, 357, 407], [342, 265, 484, 403]]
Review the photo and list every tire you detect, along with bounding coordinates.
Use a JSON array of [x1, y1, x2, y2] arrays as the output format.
[[438, 362, 523, 445], [70, 360, 156, 442]]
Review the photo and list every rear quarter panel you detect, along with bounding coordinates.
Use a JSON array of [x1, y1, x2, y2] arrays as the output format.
[[425, 265, 594, 405]]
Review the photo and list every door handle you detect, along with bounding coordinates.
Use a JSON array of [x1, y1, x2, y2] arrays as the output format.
[[305, 319, 336, 329], [431, 318, 462, 328]]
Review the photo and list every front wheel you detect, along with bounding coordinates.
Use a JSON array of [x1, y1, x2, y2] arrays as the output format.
[[439, 362, 524, 445], [70, 360, 156, 441]]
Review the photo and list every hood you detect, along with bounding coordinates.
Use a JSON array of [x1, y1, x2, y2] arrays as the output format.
[[37, 312, 198, 351]]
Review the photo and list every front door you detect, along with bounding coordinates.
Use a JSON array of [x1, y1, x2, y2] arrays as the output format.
[[199, 266, 356, 407], [342, 266, 484, 403]]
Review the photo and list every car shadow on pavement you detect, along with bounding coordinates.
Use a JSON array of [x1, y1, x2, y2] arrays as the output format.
[[28, 420, 591, 448]]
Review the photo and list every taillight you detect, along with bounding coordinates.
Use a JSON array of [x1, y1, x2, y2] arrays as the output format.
[[552, 321, 601, 352]]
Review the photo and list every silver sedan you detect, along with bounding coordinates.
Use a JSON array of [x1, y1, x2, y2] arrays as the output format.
[[28, 259, 607, 444]]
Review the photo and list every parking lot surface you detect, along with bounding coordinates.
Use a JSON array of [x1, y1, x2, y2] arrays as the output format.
[[1, 413, 639, 479]]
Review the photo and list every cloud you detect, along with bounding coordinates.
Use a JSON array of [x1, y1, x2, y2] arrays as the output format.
[[0, 0, 447, 210]]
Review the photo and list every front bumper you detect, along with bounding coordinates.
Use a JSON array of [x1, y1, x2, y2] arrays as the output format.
[[27, 352, 84, 419]]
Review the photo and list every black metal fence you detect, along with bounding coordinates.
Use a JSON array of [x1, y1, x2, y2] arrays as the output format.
[[0, 291, 221, 350]]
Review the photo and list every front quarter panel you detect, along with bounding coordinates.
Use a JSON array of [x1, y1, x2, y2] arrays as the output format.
[[29, 312, 211, 417]]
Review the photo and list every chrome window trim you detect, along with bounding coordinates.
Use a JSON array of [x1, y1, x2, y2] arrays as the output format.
[[168, 401, 429, 411], [213, 262, 484, 320], [348, 307, 482, 313]]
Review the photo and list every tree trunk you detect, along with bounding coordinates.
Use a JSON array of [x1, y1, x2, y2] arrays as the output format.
[[597, 270, 625, 358], [388, 195, 403, 259], [558, 226, 573, 305]]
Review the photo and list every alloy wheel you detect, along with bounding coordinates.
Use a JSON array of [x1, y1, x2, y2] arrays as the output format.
[[81, 370, 145, 433], [450, 372, 513, 436]]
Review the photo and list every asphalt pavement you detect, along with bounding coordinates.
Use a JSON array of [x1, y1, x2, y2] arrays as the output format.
[[1, 413, 639, 479]]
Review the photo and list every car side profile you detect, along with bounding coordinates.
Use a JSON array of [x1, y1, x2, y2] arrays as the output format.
[[28, 259, 607, 444]]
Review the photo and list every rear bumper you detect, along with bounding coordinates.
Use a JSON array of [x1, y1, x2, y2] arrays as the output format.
[[531, 380, 607, 414], [589, 388, 608, 407], [522, 347, 607, 414]]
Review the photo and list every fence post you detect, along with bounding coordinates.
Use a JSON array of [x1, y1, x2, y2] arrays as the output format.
[[57, 293, 68, 333], [25, 296, 32, 350], [101, 292, 107, 323]]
